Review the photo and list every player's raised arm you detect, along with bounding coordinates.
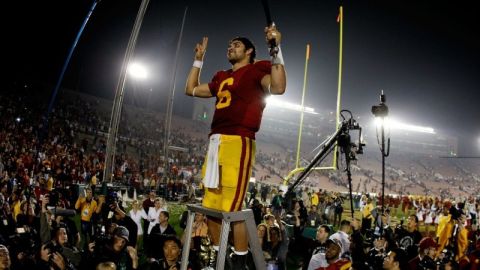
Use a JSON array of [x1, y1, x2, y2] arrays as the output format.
[[262, 25, 286, 95], [185, 37, 212, 98]]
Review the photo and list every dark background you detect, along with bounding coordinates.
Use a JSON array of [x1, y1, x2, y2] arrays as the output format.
[[4, 0, 480, 155]]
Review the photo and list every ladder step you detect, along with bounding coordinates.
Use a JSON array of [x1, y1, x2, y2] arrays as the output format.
[[180, 204, 266, 270]]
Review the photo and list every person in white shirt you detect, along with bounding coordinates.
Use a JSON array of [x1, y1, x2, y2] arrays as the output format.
[[146, 198, 168, 234], [128, 200, 148, 249], [329, 220, 351, 258]]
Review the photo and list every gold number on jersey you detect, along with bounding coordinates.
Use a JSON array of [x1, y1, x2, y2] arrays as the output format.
[[216, 78, 233, 109]]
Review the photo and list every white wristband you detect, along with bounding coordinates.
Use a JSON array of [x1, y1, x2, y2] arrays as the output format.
[[193, 60, 203, 69], [271, 46, 284, 66], [192, 87, 197, 97]]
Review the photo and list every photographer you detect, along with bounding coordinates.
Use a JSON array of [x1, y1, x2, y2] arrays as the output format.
[[86, 225, 138, 270], [40, 195, 81, 268], [37, 242, 70, 270], [109, 199, 138, 247], [15, 200, 35, 229]]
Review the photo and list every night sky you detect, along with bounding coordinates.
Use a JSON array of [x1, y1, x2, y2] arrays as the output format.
[[5, 0, 480, 155]]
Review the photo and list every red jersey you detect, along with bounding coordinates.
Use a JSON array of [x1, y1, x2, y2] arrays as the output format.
[[208, 60, 271, 139]]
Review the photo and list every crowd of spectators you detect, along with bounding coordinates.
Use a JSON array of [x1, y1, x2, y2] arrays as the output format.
[[1, 86, 480, 270]]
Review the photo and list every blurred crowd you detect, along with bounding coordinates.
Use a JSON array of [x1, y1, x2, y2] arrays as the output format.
[[1, 86, 480, 270]]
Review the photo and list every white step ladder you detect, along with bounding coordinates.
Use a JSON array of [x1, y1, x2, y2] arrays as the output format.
[[180, 204, 266, 270]]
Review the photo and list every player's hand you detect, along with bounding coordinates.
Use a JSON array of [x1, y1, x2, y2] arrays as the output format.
[[194, 37, 208, 61], [265, 25, 281, 46]]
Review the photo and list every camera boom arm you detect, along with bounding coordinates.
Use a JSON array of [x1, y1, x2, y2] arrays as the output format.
[[285, 111, 363, 216]]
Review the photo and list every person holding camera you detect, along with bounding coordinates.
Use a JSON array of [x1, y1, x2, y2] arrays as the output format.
[[37, 242, 72, 270], [40, 196, 82, 268], [86, 225, 138, 270], [109, 201, 138, 248]]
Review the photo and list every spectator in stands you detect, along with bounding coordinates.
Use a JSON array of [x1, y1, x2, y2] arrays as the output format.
[[185, 24, 286, 269]]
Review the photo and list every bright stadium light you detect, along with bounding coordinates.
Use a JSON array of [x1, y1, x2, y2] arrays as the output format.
[[373, 118, 435, 134], [127, 63, 148, 79], [266, 96, 318, 114]]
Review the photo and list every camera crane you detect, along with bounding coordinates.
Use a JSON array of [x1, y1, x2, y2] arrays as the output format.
[[285, 110, 365, 218]]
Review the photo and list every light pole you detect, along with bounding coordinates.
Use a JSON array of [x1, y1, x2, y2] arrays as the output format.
[[371, 90, 390, 216], [163, 6, 188, 179], [103, 0, 151, 184]]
